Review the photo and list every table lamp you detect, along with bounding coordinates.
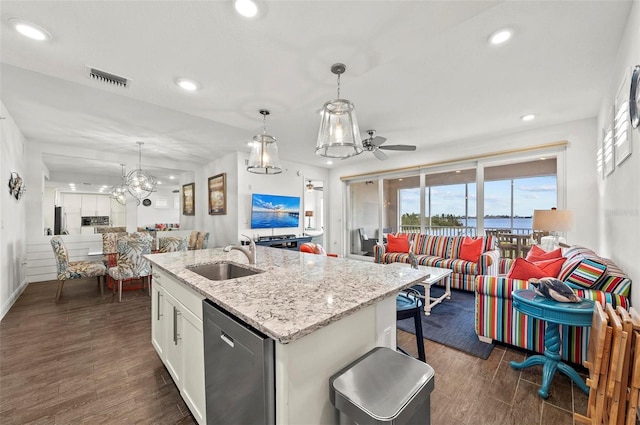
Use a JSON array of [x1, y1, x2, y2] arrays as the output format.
[[305, 210, 314, 228], [532, 208, 574, 247]]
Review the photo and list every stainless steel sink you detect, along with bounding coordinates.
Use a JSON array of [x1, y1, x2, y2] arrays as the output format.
[[187, 262, 263, 281]]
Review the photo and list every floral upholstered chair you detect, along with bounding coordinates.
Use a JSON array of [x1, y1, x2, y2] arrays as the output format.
[[108, 234, 152, 302], [196, 232, 209, 249], [188, 230, 199, 250], [158, 236, 188, 253], [50, 236, 107, 302], [101, 232, 119, 267]]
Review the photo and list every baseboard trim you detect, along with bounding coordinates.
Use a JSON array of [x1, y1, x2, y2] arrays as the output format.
[[0, 279, 28, 321]]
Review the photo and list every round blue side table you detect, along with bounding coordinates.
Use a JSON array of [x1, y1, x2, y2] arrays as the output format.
[[509, 289, 594, 399]]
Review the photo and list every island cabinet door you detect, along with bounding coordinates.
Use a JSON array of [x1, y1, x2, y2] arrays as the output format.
[[151, 281, 166, 359], [179, 306, 206, 425], [163, 292, 183, 389]]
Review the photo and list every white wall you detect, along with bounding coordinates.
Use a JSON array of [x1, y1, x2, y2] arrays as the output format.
[[236, 153, 329, 243], [597, 3, 640, 308], [170, 151, 328, 249], [136, 187, 180, 227], [327, 118, 599, 256], [0, 101, 29, 319]]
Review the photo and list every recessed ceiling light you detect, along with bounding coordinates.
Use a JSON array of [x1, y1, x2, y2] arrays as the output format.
[[157, 181, 162, 185], [175, 78, 200, 91], [169, 175, 175, 180], [234, 0, 258, 18], [489, 28, 512, 45], [539, 157, 547, 161], [9, 18, 51, 41], [521, 114, 536, 121], [326, 160, 333, 165]]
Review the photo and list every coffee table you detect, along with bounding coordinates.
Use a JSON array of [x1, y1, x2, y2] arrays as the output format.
[[393, 263, 453, 315]]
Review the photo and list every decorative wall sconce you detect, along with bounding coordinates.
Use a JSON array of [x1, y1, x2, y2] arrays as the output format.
[[8, 172, 25, 200]]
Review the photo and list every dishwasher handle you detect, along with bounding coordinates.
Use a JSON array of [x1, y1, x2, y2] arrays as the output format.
[[220, 332, 235, 348]]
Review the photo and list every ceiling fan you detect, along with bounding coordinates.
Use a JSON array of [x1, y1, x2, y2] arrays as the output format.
[[306, 180, 323, 191], [361, 129, 416, 160]]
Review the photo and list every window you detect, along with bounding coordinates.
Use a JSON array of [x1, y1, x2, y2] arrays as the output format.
[[484, 159, 557, 233]]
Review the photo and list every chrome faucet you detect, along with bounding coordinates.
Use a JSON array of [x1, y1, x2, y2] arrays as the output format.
[[223, 234, 257, 265]]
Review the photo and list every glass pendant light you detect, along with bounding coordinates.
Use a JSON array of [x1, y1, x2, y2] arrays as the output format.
[[247, 109, 283, 174], [125, 141, 157, 199], [110, 163, 128, 205], [316, 63, 363, 159]]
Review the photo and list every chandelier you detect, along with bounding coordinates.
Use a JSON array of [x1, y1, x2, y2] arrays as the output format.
[[110, 163, 127, 205], [247, 109, 283, 174], [316, 63, 363, 159], [125, 141, 157, 199]]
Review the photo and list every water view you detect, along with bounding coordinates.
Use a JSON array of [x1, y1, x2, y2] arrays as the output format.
[[251, 211, 299, 229]]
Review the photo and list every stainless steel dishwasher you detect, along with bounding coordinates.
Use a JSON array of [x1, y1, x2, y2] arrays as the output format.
[[203, 299, 275, 425]]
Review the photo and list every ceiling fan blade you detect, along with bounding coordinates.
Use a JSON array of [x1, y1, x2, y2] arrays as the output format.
[[373, 149, 388, 160], [379, 144, 416, 151], [370, 136, 387, 146]]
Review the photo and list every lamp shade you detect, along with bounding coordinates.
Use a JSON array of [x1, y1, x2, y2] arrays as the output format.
[[315, 99, 363, 158], [532, 209, 574, 232], [247, 133, 282, 174], [305, 211, 314, 217]]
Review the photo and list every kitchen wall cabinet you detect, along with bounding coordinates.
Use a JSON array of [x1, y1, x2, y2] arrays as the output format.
[[110, 198, 126, 226], [62, 193, 82, 213], [151, 268, 206, 425], [81, 195, 111, 216]]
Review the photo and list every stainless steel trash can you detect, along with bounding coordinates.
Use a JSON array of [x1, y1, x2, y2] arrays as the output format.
[[330, 347, 435, 425]]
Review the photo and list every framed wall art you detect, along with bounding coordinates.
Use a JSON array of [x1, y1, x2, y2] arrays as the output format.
[[182, 182, 195, 216], [208, 173, 226, 215]]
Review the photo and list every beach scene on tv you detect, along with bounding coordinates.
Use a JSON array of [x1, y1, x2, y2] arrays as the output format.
[[251, 194, 300, 229]]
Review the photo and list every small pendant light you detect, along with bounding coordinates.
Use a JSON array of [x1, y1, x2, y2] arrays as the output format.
[[247, 109, 283, 174], [316, 63, 363, 159]]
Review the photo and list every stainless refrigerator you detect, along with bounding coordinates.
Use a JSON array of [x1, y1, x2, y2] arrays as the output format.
[[54, 206, 64, 235]]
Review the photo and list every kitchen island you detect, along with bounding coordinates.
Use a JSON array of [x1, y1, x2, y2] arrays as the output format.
[[146, 246, 430, 425]]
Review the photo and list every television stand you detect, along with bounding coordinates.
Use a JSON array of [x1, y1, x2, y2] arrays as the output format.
[[253, 235, 312, 251]]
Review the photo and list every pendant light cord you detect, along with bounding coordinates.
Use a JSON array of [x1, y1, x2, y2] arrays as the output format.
[[337, 73, 341, 98]]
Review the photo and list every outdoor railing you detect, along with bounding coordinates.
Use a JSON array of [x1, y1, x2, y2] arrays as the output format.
[[398, 225, 533, 236]]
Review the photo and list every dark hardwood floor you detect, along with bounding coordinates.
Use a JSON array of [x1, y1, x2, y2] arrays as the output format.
[[1, 279, 587, 424]]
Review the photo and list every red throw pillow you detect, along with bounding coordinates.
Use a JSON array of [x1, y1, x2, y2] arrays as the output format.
[[507, 257, 567, 280], [387, 233, 410, 253], [458, 237, 483, 262], [526, 245, 562, 262]]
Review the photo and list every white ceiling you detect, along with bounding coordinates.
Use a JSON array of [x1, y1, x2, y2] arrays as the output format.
[[0, 1, 632, 186]]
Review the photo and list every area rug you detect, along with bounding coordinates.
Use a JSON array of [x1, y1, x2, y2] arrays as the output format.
[[397, 286, 495, 359]]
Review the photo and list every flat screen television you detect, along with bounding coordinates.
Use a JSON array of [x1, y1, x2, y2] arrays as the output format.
[[250, 193, 301, 229]]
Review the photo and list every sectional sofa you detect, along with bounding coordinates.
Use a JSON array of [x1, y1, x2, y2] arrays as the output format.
[[373, 234, 501, 291], [475, 245, 631, 365]]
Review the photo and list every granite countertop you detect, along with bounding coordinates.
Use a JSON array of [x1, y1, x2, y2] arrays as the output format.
[[145, 247, 430, 344]]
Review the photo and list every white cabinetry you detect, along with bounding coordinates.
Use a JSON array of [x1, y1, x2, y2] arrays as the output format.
[[151, 268, 206, 425], [96, 196, 111, 216], [110, 198, 126, 226], [81, 194, 111, 216], [62, 193, 83, 213]]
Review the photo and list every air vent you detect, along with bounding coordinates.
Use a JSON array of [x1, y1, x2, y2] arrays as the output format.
[[172, 189, 179, 193], [87, 66, 129, 88]]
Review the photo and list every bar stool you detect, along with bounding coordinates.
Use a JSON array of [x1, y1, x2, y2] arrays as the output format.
[[396, 287, 426, 362]]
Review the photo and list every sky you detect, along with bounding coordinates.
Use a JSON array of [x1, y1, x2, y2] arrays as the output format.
[[400, 176, 557, 217]]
